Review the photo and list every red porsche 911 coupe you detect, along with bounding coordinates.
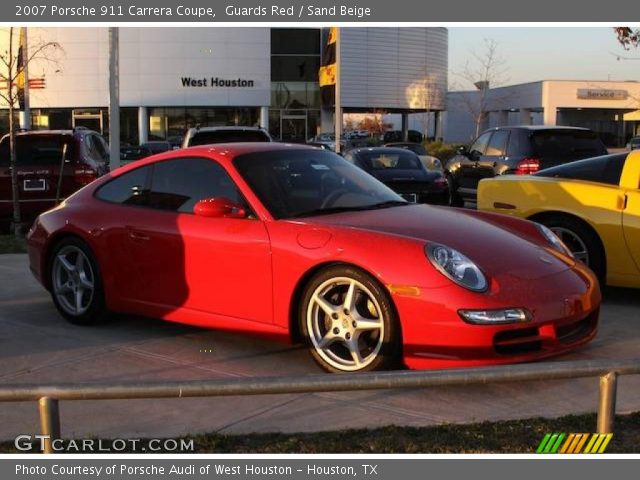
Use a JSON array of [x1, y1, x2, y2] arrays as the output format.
[[27, 143, 601, 373]]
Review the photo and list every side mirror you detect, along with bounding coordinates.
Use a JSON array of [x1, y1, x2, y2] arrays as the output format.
[[457, 145, 468, 156], [194, 197, 247, 219]]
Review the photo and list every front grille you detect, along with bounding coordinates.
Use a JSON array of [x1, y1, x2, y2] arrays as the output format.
[[493, 327, 542, 355]]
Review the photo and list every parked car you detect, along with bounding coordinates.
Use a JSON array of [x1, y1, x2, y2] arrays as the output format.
[[141, 141, 172, 154], [344, 147, 448, 205], [182, 126, 272, 148], [27, 143, 599, 372], [626, 136, 640, 151], [384, 142, 443, 171], [446, 126, 607, 206], [120, 145, 152, 165], [0, 128, 109, 229], [383, 130, 424, 144], [478, 150, 640, 287], [307, 133, 346, 152]]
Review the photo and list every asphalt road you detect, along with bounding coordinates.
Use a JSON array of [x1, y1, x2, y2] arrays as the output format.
[[0, 253, 639, 441]]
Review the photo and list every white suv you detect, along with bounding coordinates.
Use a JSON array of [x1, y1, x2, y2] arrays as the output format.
[[182, 126, 272, 148]]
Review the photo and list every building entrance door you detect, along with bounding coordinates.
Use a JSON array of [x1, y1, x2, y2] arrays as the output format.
[[72, 110, 104, 134], [281, 114, 307, 143]]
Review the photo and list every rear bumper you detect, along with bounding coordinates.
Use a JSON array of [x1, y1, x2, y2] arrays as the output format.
[[394, 263, 601, 370]]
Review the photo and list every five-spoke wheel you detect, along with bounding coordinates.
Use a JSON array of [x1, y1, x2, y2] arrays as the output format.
[[49, 238, 107, 324], [300, 266, 400, 373]]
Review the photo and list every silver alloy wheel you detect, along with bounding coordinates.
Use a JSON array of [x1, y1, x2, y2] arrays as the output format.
[[550, 226, 590, 265], [307, 276, 385, 372], [52, 245, 95, 316]]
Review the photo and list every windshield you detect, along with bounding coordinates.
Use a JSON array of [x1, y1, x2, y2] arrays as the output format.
[[0, 135, 76, 166], [531, 130, 606, 159], [234, 149, 406, 219], [189, 130, 270, 146], [359, 151, 422, 170]]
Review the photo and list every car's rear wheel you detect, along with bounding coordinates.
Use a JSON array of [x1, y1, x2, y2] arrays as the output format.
[[540, 216, 606, 282], [300, 265, 401, 373], [50, 238, 108, 325]]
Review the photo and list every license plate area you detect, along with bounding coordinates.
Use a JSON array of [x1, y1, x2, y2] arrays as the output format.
[[23, 178, 47, 191], [401, 193, 417, 203]]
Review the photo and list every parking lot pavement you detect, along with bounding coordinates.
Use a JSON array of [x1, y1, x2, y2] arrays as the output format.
[[0, 253, 639, 440]]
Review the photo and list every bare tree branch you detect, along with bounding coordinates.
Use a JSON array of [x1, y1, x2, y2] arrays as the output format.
[[453, 38, 510, 138]]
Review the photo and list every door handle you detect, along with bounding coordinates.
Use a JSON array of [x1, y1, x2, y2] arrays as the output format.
[[129, 230, 150, 241]]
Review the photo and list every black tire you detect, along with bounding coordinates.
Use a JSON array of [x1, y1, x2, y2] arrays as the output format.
[[48, 237, 109, 325], [446, 173, 463, 207], [299, 265, 401, 373], [538, 216, 606, 282]]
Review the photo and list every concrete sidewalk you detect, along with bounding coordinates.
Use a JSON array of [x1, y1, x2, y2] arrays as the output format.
[[0, 253, 639, 440]]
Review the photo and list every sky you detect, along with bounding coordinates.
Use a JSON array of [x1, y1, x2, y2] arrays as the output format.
[[448, 27, 640, 90]]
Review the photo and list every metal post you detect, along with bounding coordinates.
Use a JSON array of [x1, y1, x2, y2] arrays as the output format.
[[334, 27, 341, 154], [19, 27, 30, 130], [597, 372, 618, 434], [108, 27, 120, 169], [38, 397, 60, 454]]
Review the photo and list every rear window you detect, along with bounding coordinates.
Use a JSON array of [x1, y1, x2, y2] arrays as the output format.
[[359, 151, 422, 170], [188, 130, 270, 147], [534, 153, 626, 186], [531, 130, 606, 160], [0, 134, 76, 166]]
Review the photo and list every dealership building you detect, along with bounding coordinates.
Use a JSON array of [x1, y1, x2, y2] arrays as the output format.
[[0, 27, 448, 145], [444, 80, 640, 146]]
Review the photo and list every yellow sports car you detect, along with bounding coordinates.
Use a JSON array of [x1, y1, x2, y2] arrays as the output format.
[[478, 150, 640, 288]]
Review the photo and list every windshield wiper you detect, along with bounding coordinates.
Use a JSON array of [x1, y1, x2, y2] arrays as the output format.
[[294, 200, 410, 218]]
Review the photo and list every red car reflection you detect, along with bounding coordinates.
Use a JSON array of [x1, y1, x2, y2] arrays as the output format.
[[27, 144, 600, 373]]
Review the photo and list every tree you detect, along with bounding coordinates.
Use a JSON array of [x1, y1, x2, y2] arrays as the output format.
[[615, 27, 640, 49], [454, 38, 510, 138], [357, 112, 392, 136], [0, 28, 62, 236], [405, 74, 444, 141]]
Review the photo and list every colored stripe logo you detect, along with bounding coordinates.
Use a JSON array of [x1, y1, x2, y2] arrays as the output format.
[[536, 433, 613, 453]]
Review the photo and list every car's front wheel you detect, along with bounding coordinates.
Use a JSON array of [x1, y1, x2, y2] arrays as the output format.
[[49, 238, 108, 325], [300, 265, 401, 373]]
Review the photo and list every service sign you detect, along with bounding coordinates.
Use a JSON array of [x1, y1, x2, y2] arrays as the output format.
[[576, 88, 629, 100]]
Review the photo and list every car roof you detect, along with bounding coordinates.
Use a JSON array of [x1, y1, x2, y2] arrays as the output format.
[[114, 142, 318, 174], [384, 142, 421, 147], [349, 147, 417, 155], [187, 126, 267, 132], [487, 125, 592, 132]]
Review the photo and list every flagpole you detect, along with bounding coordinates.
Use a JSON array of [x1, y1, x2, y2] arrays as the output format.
[[334, 27, 341, 154], [20, 27, 30, 130]]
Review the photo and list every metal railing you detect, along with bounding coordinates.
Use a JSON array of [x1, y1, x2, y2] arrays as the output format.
[[1, 358, 639, 453]]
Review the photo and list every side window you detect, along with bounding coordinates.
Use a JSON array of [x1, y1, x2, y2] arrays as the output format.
[[147, 157, 247, 214], [469, 132, 492, 156], [95, 166, 151, 206], [485, 130, 509, 157], [86, 135, 108, 162], [94, 135, 109, 160]]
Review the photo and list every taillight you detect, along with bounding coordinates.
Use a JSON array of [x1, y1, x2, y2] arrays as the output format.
[[74, 168, 98, 186], [433, 176, 448, 188], [515, 158, 540, 175]]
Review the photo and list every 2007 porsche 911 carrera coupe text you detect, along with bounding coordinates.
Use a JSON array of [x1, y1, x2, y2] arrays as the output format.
[[27, 143, 601, 373]]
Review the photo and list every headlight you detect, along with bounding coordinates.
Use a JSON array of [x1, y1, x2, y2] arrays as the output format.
[[459, 308, 532, 325], [536, 223, 574, 258], [425, 243, 488, 292]]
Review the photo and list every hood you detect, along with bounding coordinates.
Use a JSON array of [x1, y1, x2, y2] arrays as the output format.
[[308, 204, 569, 281]]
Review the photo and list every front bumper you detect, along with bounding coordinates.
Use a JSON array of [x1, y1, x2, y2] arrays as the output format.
[[394, 262, 601, 370]]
